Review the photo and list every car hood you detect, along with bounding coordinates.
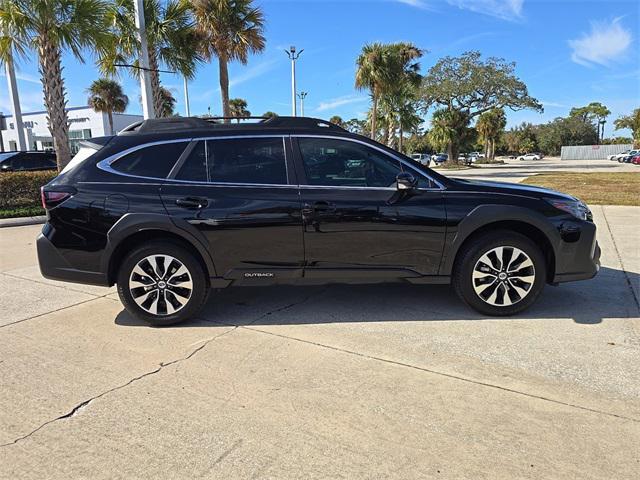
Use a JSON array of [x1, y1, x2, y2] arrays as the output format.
[[450, 178, 576, 201]]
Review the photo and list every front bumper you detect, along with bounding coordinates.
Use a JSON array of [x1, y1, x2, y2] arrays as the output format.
[[552, 219, 600, 283], [37, 231, 109, 286]]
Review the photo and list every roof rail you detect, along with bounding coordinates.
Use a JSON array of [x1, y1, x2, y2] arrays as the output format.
[[118, 116, 346, 135]]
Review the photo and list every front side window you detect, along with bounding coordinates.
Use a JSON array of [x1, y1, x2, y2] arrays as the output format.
[[112, 142, 188, 178], [175, 137, 287, 185], [298, 137, 402, 188]]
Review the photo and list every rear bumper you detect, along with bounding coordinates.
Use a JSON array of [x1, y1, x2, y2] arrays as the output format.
[[37, 231, 109, 286]]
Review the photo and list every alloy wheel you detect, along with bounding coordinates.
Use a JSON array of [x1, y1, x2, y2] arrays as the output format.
[[128, 254, 193, 315], [472, 246, 535, 306]]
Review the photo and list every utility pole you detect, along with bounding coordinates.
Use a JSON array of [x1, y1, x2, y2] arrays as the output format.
[[183, 77, 191, 117], [4, 52, 27, 151], [133, 0, 155, 119], [298, 91, 308, 117], [285, 46, 303, 116]]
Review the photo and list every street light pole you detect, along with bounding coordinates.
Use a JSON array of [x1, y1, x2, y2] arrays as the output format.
[[133, 0, 155, 119], [298, 91, 308, 117], [4, 53, 27, 151], [183, 77, 191, 117], [285, 46, 303, 116]]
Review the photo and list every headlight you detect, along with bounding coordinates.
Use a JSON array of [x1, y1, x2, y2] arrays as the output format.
[[545, 198, 591, 221]]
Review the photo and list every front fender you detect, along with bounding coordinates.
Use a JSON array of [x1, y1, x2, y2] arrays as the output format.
[[439, 204, 560, 275]]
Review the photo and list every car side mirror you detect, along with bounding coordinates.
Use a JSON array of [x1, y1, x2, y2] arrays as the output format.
[[396, 172, 417, 191]]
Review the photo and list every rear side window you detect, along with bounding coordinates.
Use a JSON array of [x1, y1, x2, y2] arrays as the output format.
[[175, 137, 287, 185], [112, 142, 188, 178]]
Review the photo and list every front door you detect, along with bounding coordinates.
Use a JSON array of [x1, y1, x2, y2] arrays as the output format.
[[160, 136, 304, 280], [293, 136, 446, 276]]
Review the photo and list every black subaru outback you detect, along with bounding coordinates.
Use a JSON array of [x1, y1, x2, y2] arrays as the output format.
[[37, 116, 600, 325]]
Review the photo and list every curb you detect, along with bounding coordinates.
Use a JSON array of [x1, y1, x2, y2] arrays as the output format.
[[0, 216, 46, 228]]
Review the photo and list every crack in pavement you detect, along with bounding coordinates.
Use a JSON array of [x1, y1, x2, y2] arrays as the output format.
[[2, 271, 115, 299], [0, 328, 236, 448], [242, 326, 640, 424], [600, 206, 640, 312]]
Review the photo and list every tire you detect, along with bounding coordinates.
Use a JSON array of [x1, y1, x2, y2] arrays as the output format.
[[453, 230, 546, 316], [117, 241, 209, 326]]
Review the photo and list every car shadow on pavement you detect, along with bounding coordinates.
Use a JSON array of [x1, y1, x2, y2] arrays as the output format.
[[115, 266, 639, 328]]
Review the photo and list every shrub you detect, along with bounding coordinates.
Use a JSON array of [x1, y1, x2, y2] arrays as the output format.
[[0, 171, 57, 213]]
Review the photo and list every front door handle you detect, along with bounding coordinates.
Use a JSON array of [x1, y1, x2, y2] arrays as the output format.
[[175, 196, 208, 209]]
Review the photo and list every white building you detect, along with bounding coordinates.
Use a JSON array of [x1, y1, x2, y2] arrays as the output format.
[[0, 106, 142, 154]]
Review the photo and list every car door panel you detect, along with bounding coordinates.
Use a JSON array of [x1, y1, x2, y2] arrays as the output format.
[[293, 137, 446, 276]]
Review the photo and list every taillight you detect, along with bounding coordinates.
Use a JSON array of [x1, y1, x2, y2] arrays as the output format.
[[41, 186, 75, 209]]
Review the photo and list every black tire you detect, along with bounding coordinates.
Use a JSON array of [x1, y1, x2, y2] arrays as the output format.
[[453, 230, 546, 316], [117, 241, 209, 326]]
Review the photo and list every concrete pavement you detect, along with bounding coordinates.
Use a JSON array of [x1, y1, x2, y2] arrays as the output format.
[[0, 205, 639, 479]]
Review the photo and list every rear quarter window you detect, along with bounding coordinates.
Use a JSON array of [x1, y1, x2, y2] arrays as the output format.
[[112, 142, 188, 178]]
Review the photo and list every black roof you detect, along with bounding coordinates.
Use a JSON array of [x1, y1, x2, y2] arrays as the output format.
[[120, 116, 346, 135]]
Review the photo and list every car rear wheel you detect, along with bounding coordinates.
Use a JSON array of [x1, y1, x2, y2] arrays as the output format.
[[453, 231, 546, 316], [117, 241, 209, 326]]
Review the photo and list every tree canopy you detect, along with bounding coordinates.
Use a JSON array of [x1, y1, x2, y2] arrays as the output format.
[[422, 51, 543, 119], [614, 108, 640, 146]]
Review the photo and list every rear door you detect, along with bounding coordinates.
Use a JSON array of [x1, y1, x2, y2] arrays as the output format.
[[160, 135, 304, 280], [293, 136, 446, 277]]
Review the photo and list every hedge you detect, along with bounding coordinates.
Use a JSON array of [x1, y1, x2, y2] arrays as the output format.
[[0, 171, 57, 218]]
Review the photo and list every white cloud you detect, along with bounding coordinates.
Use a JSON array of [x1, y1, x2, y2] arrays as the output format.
[[0, 70, 40, 84], [447, 0, 524, 21], [394, 0, 430, 9], [569, 17, 632, 67], [229, 58, 279, 88], [541, 100, 568, 108], [315, 94, 368, 112]]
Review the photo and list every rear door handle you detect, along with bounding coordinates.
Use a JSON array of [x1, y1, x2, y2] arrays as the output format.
[[175, 197, 208, 209]]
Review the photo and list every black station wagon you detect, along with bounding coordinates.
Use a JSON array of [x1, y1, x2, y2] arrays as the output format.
[[37, 116, 600, 325]]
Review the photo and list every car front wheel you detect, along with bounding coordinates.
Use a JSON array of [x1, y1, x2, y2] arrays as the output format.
[[117, 241, 209, 326], [453, 231, 546, 316]]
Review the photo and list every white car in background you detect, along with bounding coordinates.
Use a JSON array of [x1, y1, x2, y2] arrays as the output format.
[[518, 153, 542, 161], [609, 150, 630, 161], [410, 153, 431, 166]]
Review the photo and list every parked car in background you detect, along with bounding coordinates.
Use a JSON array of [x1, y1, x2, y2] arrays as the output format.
[[432, 153, 448, 164], [0, 151, 57, 172], [410, 153, 431, 166], [630, 154, 640, 165], [36, 116, 600, 325], [518, 153, 542, 161], [608, 150, 629, 161], [619, 150, 639, 163]]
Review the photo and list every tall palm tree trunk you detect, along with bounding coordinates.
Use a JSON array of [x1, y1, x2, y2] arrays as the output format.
[[108, 111, 114, 135], [218, 57, 231, 122], [38, 39, 71, 170], [370, 93, 378, 140], [148, 52, 163, 118]]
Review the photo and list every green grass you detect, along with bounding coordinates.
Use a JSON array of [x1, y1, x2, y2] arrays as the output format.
[[0, 205, 45, 219], [520, 172, 640, 206]]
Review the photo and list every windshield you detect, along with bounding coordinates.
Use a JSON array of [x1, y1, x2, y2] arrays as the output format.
[[0, 153, 17, 162]]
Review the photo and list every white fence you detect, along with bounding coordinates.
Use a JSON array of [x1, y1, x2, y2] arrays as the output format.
[[560, 144, 633, 160]]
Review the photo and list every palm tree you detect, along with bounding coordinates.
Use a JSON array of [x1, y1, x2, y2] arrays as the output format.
[[329, 115, 344, 127], [0, 0, 111, 169], [189, 0, 265, 122], [87, 78, 129, 135], [427, 108, 471, 164], [356, 42, 422, 141], [476, 108, 506, 159], [229, 98, 250, 122], [355, 43, 389, 141], [158, 87, 177, 117], [262, 111, 278, 119], [102, 0, 200, 118]]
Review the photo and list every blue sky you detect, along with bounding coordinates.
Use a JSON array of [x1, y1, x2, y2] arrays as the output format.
[[1, 0, 638, 137]]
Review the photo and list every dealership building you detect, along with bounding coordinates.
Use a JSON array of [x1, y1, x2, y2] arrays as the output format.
[[0, 106, 142, 154]]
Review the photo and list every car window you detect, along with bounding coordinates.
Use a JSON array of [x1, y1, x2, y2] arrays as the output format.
[[175, 137, 287, 185], [112, 142, 188, 178], [175, 141, 207, 181], [208, 137, 286, 184], [298, 137, 402, 188]]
